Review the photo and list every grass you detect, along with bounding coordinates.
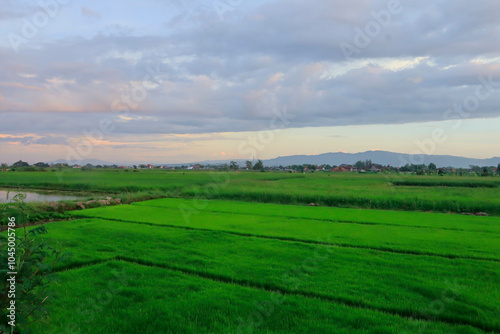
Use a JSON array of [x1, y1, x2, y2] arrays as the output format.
[[69, 201, 500, 261], [0, 169, 220, 193], [2, 170, 500, 215], [134, 198, 500, 233], [28, 218, 500, 332], [391, 179, 500, 188], [180, 173, 500, 215], [2, 171, 500, 333], [29, 261, 484, 334]]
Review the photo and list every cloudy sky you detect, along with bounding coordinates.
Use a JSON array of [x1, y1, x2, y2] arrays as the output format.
[[1, 0, 500, 164]]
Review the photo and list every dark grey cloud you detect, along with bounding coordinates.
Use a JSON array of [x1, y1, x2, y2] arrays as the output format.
[[0, 136, 35, 144], [35, 136, 69, 145], [167, 0, 500, 62]]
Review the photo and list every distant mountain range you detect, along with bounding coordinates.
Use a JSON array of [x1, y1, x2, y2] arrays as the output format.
[[47, 151, 500, 168], [261, 151, 500, 168]]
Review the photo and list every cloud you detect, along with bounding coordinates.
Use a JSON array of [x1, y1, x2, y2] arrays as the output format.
[[0, 1, 39, 21], [81, 6, 101, 19], [0, 82, 43, 90], [0, 0, 499, 138], [34, 136, 69, 145], [0, 135, 68, 146], [0, 135, 36, 145]]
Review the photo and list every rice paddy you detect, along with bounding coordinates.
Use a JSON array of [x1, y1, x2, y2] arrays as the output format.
[[1, 171, 499, 333]]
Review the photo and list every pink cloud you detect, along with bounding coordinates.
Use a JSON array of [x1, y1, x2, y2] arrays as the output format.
[[0, 82, 43, 91], [81, 6, 101, 19]]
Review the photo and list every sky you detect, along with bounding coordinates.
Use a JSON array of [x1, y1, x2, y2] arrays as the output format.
[[1, 0, 500, 164]]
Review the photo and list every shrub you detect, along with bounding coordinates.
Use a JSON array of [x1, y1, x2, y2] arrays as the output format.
[[0, 193, 68, 333]]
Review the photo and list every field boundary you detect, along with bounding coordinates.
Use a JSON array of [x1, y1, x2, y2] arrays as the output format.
[[67, 215, 500, 263], [52, 257, 497, 333], [131, 202, 500, 234], [391, 180, 500, 188]]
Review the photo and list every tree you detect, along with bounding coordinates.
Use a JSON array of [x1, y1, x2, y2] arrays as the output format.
[[355, 160, 373, 170], [482, 167, 489, 177], [246, 161, 253, 170], [13, 160, 29, 168], [0, 163, 8, 170], [230, 161, 239, 170], [428, 163, 437, 171], [469, 165, 481, 174], [400, 164, 410, 172], [81, 164, 95, 171], [497, 164, 500, 175], [34, 162, 49, 168], [253, 159, 264, 171]]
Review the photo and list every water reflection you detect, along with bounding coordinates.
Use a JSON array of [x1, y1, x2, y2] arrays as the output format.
[[0, 190, 87, 203]]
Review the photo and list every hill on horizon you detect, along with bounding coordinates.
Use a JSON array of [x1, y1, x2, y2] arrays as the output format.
[[38, 150, 500, 169], [261, 150, 500, 168], [190, 151, 500, 168]]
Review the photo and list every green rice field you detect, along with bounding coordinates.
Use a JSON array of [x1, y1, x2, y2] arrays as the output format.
[[2, 170, 500, 214], [1, 171, 500, 333]]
